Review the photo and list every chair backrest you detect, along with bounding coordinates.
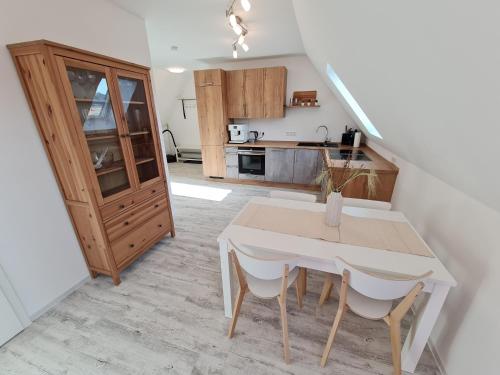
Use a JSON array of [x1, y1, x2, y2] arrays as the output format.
[[343, 198, 392, 211], [269, 190, 317, 203], [228, 239, 300, 280], [335, 257, 432, 301]]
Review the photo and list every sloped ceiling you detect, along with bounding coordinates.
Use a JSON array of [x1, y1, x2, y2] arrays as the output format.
[[292, 0, 500, 212]]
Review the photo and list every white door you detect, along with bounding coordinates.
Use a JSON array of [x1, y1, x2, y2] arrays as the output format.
[[0, 265, 29, 346]]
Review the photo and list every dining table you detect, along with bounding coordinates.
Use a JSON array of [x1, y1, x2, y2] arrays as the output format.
[[217, 196, 456, 373]]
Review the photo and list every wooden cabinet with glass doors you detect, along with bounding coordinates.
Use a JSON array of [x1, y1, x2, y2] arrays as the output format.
[[8, 40, 174, 285]]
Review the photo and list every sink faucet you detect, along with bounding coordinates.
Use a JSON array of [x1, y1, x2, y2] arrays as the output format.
[[316, 125, 329, 143]]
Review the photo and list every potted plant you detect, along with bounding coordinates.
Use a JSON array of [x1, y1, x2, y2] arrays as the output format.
[[316, 158, 378, 226]]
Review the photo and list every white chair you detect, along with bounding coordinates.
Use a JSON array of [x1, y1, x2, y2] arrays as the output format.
[[343, 197, 392, 211], [269, 190, 317, 203], [227, 239, 303, 364], [320, 257, 432, 375], [319, 197, 391, 305]]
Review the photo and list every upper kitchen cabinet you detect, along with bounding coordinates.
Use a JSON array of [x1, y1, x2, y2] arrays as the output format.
[[226, 67, 286, 119], [194, 69, 223, 87], [263, 67, 287, 118]]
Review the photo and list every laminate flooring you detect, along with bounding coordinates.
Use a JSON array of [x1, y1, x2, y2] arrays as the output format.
[[0, 162, 440, 375]]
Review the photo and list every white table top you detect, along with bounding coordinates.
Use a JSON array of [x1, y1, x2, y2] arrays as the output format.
[[218, 197, 457, 287]]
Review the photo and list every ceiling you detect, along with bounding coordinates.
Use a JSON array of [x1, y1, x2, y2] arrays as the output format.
[[109, 0, 305, 69]]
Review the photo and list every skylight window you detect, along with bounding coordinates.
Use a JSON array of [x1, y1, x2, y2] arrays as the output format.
[[326, 64, 383, 139]]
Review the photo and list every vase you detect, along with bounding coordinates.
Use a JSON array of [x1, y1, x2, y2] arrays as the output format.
[[325, 191, 343, 226]]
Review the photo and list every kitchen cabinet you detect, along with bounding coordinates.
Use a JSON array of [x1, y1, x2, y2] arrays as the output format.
[[201, 145, 226, 177], [263, 67, 287, 118], [225, 147, 239, 179], [194, 69, 228, 177], [8, 40, 174, 285], [292, 149, 320, 185], [226, 67, 286, 119], [265, 148, 295, 183]]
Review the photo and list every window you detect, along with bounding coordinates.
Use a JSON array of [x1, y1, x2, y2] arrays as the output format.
[[326, 64, 382, 139]]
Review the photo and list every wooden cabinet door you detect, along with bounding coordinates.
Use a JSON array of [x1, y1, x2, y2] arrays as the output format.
[[201, 145, 226, 177], [263, 67, 287, 118], [194, 69, 223, 87], [113, 69, 164, 189], [226, 70, 245, 118], [56, 57, 136, 205], [265, 148, 295, 183], [244, 69, 264, 118], [293, 149, 320, 185], [195, 85, 227, 145]]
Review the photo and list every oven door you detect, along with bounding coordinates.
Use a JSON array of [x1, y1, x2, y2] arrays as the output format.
[[238, 150, 265, 175]]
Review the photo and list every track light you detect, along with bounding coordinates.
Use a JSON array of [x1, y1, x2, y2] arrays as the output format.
[[241, 0, 251, 12], [237, 34, 245, 45], [229, 13, 237, 27], [232, 45, 238, 59], [241, 43, 249, 52], [232, 23, 242, 35]]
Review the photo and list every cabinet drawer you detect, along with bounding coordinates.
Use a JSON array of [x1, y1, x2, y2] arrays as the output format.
[[111, 210, 171, 265], [105, 193, 168, 242], [225, 153, 238, 167], [100, 181, 165, 220]]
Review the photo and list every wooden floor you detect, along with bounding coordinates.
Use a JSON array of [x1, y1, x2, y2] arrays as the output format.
[[0, 162, 440, 375]]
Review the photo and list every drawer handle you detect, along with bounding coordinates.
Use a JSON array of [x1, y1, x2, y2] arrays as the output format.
[[119, 204, 125, 209], [152, 189, 157, 194], [124, 221, 129, 226], [158, 224, 162, 228], [129, 244, 135, 248], [154, 204, 159, 208]]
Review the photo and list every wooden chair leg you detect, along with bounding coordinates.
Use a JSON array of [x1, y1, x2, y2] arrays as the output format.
[[320, 302, 346, 367], [389, 318, 402, 375], [277, 296, 290, 364], [300, 268, 307, 295], [319, 274, 334, 306], [228, 285, 246, 338], [295, 280, 303, 309]]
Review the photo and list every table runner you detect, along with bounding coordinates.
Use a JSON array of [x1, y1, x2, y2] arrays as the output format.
[[234, 203, 433, 258]]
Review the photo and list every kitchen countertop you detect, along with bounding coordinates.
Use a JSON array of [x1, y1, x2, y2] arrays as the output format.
[[224, 140, 398, 173]]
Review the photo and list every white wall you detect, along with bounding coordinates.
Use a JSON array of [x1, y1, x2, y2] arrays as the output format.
[[369, 141, 500, 374], [0, 0, 151, 318], [153, 55, 355, 151]]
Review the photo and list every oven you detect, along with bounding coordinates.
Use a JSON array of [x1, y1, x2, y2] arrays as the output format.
[[238, 148, 265, 179]]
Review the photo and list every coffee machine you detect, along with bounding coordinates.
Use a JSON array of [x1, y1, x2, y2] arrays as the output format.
[[228, 124, 249, 143]]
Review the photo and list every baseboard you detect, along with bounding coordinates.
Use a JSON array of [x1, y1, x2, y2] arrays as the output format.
[[29, 275, 90, 321]]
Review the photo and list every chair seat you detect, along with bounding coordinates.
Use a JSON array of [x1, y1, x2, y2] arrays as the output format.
[[246, 267, 300, 299], [332, 275, 393, 320]]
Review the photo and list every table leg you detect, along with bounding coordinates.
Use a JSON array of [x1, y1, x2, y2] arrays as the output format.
[[219, 240, 233, 318], [402, 284, 450, 373]]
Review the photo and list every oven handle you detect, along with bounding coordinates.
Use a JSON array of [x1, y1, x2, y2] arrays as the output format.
[[237, 151, 266, 156]]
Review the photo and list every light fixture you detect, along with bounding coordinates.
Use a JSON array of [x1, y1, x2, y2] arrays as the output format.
[[232, 44, 238, 59], [240, 0, 251, 12], [232, 23, 242, 35], [229, 13, 237, 27], [241, 43, 249, 52], [167, 66, 186, 74], [237, 34, 245, 45]]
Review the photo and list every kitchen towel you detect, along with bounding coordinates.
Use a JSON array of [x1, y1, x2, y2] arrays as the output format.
[[234, 203, 434, 258]]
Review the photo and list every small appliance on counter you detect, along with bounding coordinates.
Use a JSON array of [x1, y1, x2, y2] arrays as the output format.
[[248, 130, 264, 143], [228, 124, 249, 144], [341, 126, 361, 146]]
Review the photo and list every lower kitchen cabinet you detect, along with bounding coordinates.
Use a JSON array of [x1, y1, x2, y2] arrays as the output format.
[[265, 148, 295, 183], [292, 149, 320, 185], [201, 145, 226, 177]]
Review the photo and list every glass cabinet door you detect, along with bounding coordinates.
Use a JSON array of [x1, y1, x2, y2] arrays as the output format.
[[64, 63, 133, 200], [115, 73, 161, 185]]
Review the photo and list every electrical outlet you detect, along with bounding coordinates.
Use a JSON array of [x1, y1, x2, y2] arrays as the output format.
[[285, 131, 296, 137]]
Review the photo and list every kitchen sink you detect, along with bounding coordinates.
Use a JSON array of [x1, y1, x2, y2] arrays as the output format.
[[297, 141, 340, 147]]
